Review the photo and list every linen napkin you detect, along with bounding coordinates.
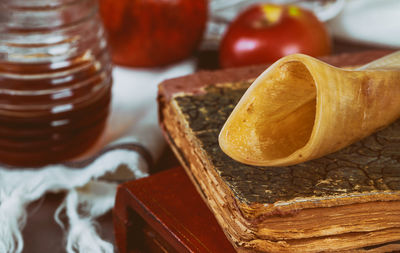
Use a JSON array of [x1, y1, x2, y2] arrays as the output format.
[[0, 59, 196, 253]]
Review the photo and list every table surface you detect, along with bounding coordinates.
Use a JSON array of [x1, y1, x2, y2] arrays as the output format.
[[22, 40, 388, 253]]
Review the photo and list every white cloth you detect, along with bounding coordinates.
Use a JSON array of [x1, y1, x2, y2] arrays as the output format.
[[0, 59, 196, 253], [328, 0, 400, 48]]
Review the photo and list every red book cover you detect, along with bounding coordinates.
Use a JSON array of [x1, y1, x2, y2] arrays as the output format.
[[113, 167, 236, 253]]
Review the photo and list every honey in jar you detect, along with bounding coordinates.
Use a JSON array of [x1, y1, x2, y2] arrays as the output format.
[[0, 0, 113, 166]]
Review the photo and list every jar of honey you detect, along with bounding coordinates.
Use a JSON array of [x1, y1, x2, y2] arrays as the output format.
[[0, 0, 112, 166]]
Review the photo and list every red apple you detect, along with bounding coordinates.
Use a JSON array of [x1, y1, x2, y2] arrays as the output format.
[[99, 0, 208, 67], [219, 4, 332, 68]]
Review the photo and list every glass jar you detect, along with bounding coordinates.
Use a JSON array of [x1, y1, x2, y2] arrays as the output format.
[[0, 0, 113, 166]]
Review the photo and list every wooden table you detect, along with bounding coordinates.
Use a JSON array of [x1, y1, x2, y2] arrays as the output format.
[[22, 41, 386, 253]]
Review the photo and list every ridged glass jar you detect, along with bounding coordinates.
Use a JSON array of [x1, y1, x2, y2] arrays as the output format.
[[0, 0, 112, 166]]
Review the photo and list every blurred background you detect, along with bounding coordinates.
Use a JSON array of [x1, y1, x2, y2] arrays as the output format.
[[204, 0, 400, 49], [98, 0, 400, 70]]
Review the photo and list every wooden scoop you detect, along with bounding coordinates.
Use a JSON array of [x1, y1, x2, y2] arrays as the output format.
[[219, 51, 400, 166]]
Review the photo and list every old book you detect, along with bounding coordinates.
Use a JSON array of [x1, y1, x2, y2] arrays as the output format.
[[158, 50, 400, 253]]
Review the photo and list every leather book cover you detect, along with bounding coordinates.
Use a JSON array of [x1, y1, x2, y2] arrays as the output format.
[[157, 50, 400, 252], [113, 167, 236, 253]]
